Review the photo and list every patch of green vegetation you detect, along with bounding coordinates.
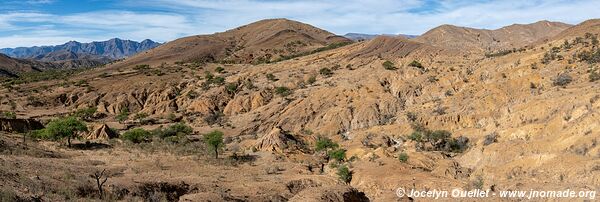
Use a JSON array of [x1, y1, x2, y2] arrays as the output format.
[[408, 60, 424, 69], [336, 165, 352, 184], [328, 148, 346, 162], [73, 107, 97, 121], [215, 66, 225, 73], [116, 108, 129, 123], [121, 128, 152, 143], [307, 75, 317, 84], [382, 60, 396, 70], [407, 123, 469, 153], [398, 152, 409, 162], [225, 83, 238, 94], [319, 68, 333, 77], [266, 73, 278, 81], [315, 136, 339, 151], [274, 86, 292, 97], [2, 111, 16, 119], [2, 68, 88, 86]]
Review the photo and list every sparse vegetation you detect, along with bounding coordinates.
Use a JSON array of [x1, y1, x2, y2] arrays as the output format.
[[2, 111, 16, 119], [398, 152, 409, 162], [319, 67, 333, 77], [315, 137, 339, 151], [204, 130, 224, 159], [215, 66, 225, 73], [553, 73, 573, 87], [307, 75, 317, 84], [408, 60, 424, 70], [225, 83, 238, 94], [266, 73, 278, 81], [73, 107, 97, 121], [270, 41, 353, 63], [327, 149, 346, 162], [336, 165, 352, 184], [121, 128, 152, 143], [274, 86, 292, 97], [407, 123, 469, 153], [116, 108, 129, 123], [382, 60, 396, 70]]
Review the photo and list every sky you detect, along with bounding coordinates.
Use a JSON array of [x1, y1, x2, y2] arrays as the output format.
[[0, 0, 599, 48]]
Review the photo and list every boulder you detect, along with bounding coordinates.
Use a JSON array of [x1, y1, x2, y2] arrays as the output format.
[[84, 124, 118, 140]]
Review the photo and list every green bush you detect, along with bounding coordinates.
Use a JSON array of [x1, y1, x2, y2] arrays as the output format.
[[307, 75, 317, 84], [204, 130, 224, 158], [121, 128, 152, 143], [382, 60, 396, 70], [154, 122, 194, 139], [408, 60, 424, 69], [275, 86, 292, 97], [398, 152, 409, 162], [319, 68, 333, 77], [590, 68, 600, 82], [266, 73, 278, 81], [337, 165, 352, 184], [39, 117, 88, 147], [215, 66, 225, 73], [2, 111, 16, 119], [116, 108, 129, 123], [225, 83, 238, 94], [328, 149, 346, 162], [315, 137, 338, 151], [73, 107, 97, 121]]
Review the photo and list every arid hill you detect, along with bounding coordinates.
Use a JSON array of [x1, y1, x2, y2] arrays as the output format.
[[110, 18, 352, 68], [413, 20, 572, 53], [1, 18, 600, 201], [0, 54, 50, 77]]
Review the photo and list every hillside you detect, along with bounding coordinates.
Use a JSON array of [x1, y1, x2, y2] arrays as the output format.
[[110, 18, 352, 68], [413, 20, 572, 53], [1, 18, 600, 201], [0, 54, 51, 77], [344, 33, 418, 41]]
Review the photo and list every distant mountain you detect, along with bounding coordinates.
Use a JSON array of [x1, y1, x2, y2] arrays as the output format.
[[343, 33, 418, 41], [0, 38, 161, 62], [413, 20, 572, 52]]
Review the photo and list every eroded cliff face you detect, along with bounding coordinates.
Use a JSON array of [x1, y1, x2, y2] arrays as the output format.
[[0, 118, 43, 133]]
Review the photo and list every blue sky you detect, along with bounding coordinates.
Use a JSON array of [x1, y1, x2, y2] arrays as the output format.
[[1, 0, 599, 48]]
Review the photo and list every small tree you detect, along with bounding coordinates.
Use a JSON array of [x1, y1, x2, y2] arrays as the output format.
[[2, 111, 16, 119], [319, 68, 333, 77], [44, 117, 88, 147], [337, 165, 352, 184], [204, 130, 224, 158], [91, 169, 108, 199], [408, 60, 424, 69], [315, 137, 338, 151], [275, 86, 292, 97]]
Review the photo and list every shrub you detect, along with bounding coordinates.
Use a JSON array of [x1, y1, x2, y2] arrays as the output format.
[[407, 124, 469, 153], [40, 117, 88, 147], [398, 152, 409, 162], [483, 132, 498, 146], [328, 149, 346, 162], [266, 73, 278, 81], [275, 86, 292, 97], [319, 68, 333, 77], [408, 60, 424, 69], [154, 122, 194, 139], [225, 83, 238, 94], [121, 128, 152, 143], [134, 112, 149, 123], [204, 130, 224, 158], [590, 69, 600, 82], [337, 165, 352, 184], [553, 73, 572, 87], [2, 111, 16, 119], [73, 107, 97, 121], [215, 66, 225, 73], [382, 60, 396, 70], [116, 109, 129, 123], [315, 137, 338, 151], [307, 75, 317, 84]]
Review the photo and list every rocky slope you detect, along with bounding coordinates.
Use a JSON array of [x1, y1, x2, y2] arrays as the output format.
[[2, 18, 600, 201], [109, 18, 352, 68]]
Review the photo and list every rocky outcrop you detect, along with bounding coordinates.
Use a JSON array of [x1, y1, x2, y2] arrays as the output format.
[[253, 127, 299, 152], [84, 124, 118, 140], [0, 118, 44, 133]]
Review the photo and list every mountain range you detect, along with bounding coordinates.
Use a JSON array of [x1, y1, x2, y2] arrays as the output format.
[[0, 38, 161, 61]]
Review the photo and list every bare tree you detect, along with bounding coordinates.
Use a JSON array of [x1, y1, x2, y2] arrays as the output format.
[[91, 169, 109, 199]]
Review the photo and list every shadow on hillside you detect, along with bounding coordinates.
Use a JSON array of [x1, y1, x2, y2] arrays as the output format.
[[71, 141, 112, 150]]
